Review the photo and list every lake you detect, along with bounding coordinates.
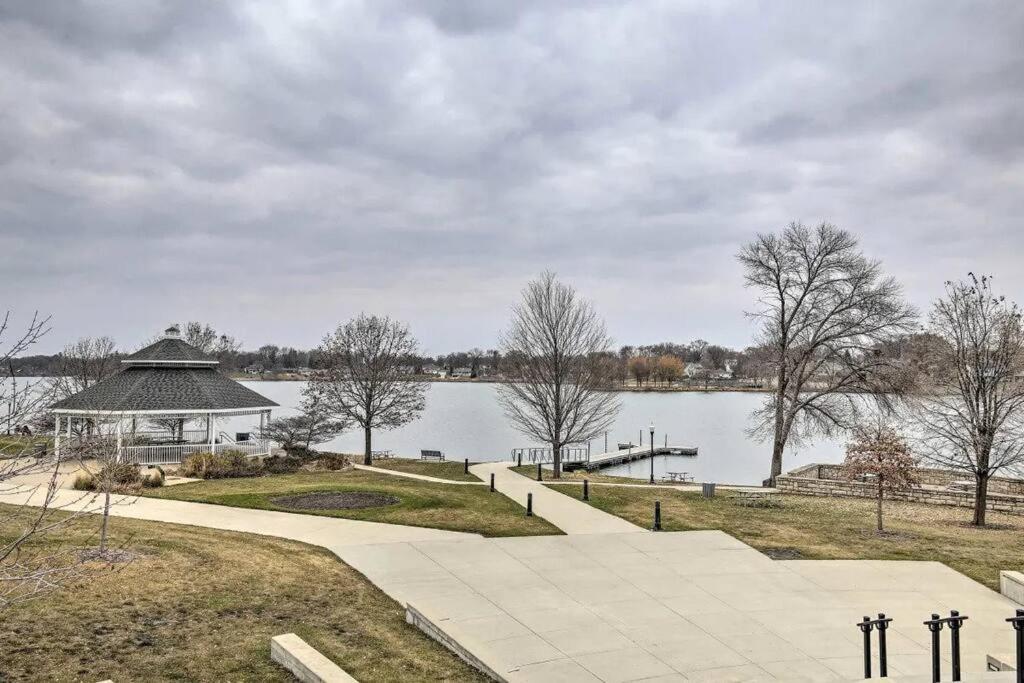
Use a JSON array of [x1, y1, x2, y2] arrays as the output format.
[[226, 381, 847, 485]]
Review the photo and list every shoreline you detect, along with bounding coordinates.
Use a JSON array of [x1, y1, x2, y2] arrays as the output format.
[[228, 373, 770, 393]]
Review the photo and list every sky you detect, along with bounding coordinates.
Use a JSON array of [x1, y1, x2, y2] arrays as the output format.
[[1, 1, 1022, 355]]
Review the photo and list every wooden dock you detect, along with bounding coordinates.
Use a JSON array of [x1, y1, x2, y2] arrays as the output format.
[[568, 444, 698, 472]]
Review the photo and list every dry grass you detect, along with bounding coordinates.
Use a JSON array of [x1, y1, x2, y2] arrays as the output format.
[[510, 465, 641, 484], [549, 483, 1024, 590], [369, 458, 480, 482], [146, 469, 560, 537], [0, 505, 486, 682]]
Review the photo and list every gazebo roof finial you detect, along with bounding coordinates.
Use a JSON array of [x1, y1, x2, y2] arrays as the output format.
[[164, 324, 181, 339]]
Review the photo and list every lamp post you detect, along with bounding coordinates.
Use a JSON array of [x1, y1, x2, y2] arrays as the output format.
[[649, 422, 656, 484]]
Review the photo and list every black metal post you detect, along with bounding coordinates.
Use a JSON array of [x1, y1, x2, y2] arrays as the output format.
[[653, 501, 661, 531], [517, 451, 522, 467], [949, 610, 965, 681], [1009, 609, 1024, 683], [858, 616, 873, 679], [583, 479, 589, 501], [526, 492, 533, 516], [537, 462, 542, 481], [877, 613, 889, 678], [489, 473, 495, 492], [925, 613, 943, 683], [464, 458, 469, 474]]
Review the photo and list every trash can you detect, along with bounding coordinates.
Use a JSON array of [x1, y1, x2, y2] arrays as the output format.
[[702, 482, 716, 498]]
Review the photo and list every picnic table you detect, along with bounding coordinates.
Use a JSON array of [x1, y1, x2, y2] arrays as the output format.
[[733, 489, 781, 507], [371, 449, 393, 460], [663, 471, 695, 483]]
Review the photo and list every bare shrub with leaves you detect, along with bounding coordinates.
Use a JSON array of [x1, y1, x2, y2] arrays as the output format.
[[497, 272, 620, 478], [913, 274, 1024, 526], [737, 222, 918, 484], [843, 423, 918, 532]]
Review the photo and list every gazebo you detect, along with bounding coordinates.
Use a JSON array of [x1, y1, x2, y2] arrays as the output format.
[[50, 325, 278, 465]]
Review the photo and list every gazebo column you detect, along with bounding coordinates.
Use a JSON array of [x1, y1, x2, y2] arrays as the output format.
[[115, 421, 123, 463], [260, 411, 267, 454], [208, 413, 216, 454], [54, 415, 61, 458]]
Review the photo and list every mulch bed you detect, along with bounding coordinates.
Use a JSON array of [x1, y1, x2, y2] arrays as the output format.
[[270, 491, 401, 510]]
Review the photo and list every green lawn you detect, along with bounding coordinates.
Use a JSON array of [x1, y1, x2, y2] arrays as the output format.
[[147, 469, 560, 537], [368, 457, 481, 482], [0, 505, 486, 682], [549, 483, 1024, 590]]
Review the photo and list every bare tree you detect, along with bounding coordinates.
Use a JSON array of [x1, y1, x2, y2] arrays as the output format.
[[913, 274, 1024, 526], [183, 321, 241, 362], [842, 421, 918, 532], [738, 222, 918, 485], [497, 272, 621, 478], [0, 312, 95, 609], [49, 337, 118, 437], [306, 314, 427, 465]]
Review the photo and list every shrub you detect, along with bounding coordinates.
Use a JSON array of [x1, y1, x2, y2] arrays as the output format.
[[262, 455, 303, 474], [72, 472, 96, 491], [313, 452, 351, 471], [141, 466, 165, 488], [180, 450, 260, 479]]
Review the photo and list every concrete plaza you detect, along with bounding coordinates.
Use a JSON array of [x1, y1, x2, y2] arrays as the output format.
[[338, 530, 1020, 681]]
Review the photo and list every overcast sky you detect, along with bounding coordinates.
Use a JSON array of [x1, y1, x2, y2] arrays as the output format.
[[2, 1, 1022, 355]]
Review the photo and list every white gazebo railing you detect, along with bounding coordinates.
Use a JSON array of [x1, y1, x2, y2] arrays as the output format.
[[122, 438, 271, 465]]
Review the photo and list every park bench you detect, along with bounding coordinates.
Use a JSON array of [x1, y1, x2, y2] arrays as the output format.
[[420, 449, 445, 461]]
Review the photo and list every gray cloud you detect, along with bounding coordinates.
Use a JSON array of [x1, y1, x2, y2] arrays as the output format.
[[1, 0, 1023, 354]]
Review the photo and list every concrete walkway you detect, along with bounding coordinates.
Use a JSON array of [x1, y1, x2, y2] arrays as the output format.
[[470, 462, 643, 535], [0, 485, 477, 549], [354, 463, 485, 485]]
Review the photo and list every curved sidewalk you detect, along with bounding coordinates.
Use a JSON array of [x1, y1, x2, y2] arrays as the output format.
[[353, 463, 485, 485], [470, 462, 644, 535], [0, 485, 478, 550]]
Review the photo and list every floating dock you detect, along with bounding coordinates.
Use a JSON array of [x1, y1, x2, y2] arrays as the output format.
[[567, 444, 698, 472]]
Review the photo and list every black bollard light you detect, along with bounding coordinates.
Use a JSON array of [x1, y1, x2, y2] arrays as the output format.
[[526, 492, 533, 516], [537, 462, 542, 481], [517, 451, 522, 467], [858, 616, 873, 679], [948, 610, 967, 682], [877, 613, 890, 678], [490, 472, 495, 492], [1008, 609, 1024, 683], [583, 479, 589, 501], [464, 458, 469, 474], [925, 613, 943, 683], [653, 501, 662, 531]]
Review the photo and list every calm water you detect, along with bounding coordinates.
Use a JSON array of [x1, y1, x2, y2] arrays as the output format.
[[227, 381, 847, 485]]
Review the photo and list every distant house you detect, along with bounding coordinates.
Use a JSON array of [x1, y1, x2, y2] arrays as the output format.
[[396, 365, 417, 375], [421, 364, 446, 377], [683, 362, 705, 379], [243, 364, 264, 375], [451, 367, 473, 378]]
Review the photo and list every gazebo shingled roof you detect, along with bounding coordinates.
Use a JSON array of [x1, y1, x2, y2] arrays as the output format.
[[50, 326, 277, 415]]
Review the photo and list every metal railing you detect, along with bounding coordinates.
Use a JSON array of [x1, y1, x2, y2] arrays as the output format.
[[510, 446, 590, 466]]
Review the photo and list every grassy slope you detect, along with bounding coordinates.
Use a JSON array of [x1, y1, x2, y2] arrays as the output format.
[[146, 469, 560, 537], [549, 483, 1024, 590], [0, 507, 486, 682], [368, 458, 480, 482]]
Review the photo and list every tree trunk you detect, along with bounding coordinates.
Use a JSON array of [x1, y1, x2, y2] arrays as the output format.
[[767, 367, 787, 486], [973, 471, 989, 526], [100, 482, 111, 552], [363, 426, 372, 466], [876, 480, 884, 532], [552, 441, 562, 479]]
